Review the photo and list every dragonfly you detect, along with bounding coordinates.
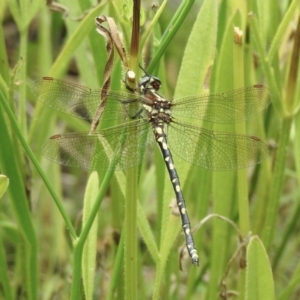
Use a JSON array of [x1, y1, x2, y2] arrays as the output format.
[[31, 72, 271, 265]]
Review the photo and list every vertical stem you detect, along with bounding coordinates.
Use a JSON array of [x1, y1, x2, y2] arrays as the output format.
[[263, 14, 300, 249], [286, 15, 300, 113], [19, 28, 28, 136], [147, 0, 196, 73], [70, 165, 117, 299], [262, 118, 292, 248], [130, 0, 140, 58], [0, 91, 38, 300], [233, 24, 248, 300], [128, 0, 140, 76], [233, 26, 250, 235], [124, 167, 138, 300], [107, 230, 125, 299], [124, 1, 140, 299]]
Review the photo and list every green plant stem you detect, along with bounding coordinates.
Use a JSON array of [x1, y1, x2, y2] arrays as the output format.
[[0, 233, 13, 300], [107, 229, 125, 300], [267, 0, 299, 63], [262, 117, 292, 249], [285, 14, 300, 112], [272, 197, 300, 269], [277, 262, 300, 300], [122, 3, 140, 298], [19, 28, 28, 136], [147, 0, 196, 73], [263, 13, 300, 249], [233, 21, 248, 300], [140, 0, 167, 50], [0, 91, 38, 300], [233, 24, 250, 236], [70, 132, 122, 298], [249, 15, 283, 116], [124, 167, 138, 300], [0, 90, 77, 240], [0, 24, 10, 83], [70, 242, 84, 299], [70, 167, 117, 299]]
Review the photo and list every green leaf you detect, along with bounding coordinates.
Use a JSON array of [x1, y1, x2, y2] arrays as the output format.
[[0, 90, 38, 300], [0, 174, 9, 199], [82, 171, 99, 300], [155, 0, 218, 297], [246, 236, 275, 300], [175, 1, 218, 98], [207, 11, 237, 300]]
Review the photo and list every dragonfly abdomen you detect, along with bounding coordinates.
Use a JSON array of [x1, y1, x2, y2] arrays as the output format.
[[155, 124, 199, 265]]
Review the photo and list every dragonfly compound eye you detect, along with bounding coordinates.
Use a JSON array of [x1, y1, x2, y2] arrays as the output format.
[[150, 77, 161, 90], [138, 75, 161, 92]]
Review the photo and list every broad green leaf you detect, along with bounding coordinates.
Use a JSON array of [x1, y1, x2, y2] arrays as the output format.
[[208, 11, 237, 300], [82, 171, 99, 300], [246, 236, 275, 300]]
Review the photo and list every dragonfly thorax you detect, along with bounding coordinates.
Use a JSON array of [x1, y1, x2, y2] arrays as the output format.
[[141, 85, 173, 127], [143, 99, 172, 130]]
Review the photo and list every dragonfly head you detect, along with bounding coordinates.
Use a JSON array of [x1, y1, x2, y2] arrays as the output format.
[[138, 75, 161, 94]]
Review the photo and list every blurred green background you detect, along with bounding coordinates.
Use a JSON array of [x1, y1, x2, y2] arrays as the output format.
[[0, 0, 300, 299]]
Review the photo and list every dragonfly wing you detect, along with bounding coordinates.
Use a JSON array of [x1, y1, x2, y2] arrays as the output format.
[[100, 119, 154, 169], [32, 77, 97, 121], [31, 77, 144, 122], [41, 119, 153, 170], [171, 85, 271, 123], [168, 121, 269, 170]]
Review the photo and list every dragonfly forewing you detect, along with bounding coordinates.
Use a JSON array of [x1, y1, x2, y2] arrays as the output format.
[[31, 77, 145, 123]]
